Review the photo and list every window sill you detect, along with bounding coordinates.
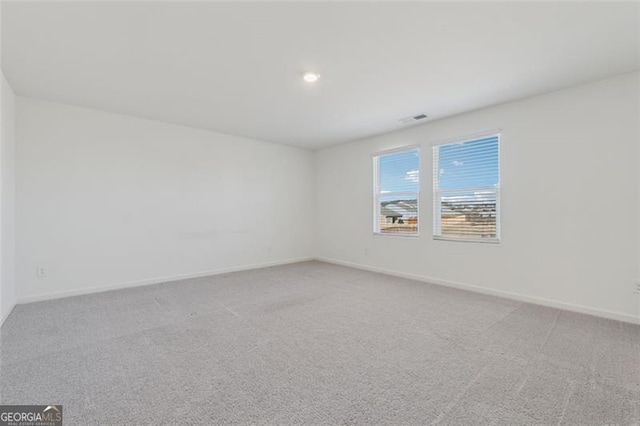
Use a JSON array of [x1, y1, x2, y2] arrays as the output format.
[[433, 236, 500, 244], [373, 232, 420, 239]]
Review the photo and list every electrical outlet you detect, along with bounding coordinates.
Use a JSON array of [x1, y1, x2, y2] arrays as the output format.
[[36, 266, 47, 278], [634, 281, 640, 294]]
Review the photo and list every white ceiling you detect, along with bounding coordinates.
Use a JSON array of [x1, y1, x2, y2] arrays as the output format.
[[2, 2, 638, 149]]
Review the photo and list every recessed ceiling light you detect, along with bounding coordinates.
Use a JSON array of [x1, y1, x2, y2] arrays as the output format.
[[303, 72, 320, 83]]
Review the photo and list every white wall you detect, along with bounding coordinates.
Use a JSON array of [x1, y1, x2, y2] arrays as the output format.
[[9, 72, 640, 323], [16, 97, 315, 302], [317, 72, 640, 323], [0, 71, 16, 325]]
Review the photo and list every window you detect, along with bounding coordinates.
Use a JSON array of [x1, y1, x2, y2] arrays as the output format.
[[433, 133, 500, 242], [373, 147, 420, 236]]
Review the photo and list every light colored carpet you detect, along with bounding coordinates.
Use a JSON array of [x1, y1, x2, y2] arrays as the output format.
[[1, 261, 638, 425]]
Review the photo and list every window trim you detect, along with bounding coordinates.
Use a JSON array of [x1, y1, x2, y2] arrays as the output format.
[[372, 145, 420, 238], [432, 132, 501, 244]]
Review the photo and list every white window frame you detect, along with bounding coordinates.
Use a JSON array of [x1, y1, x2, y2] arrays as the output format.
[[372, 145, 420, 238], [432, 132, 501, 244]]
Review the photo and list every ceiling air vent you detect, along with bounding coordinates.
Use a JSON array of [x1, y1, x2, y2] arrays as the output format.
[[399, 113, 428, 123]]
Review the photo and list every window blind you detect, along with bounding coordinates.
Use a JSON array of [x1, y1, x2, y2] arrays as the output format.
[[433, 134, 500, 241], [373, 147, 420, 236]]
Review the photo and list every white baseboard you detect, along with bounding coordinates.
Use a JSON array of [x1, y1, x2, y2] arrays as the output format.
[[316, 256, 640, 325], [1, 302, 17, 328], [16, 256, 315, 305], [13, 255, 640, 326]]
